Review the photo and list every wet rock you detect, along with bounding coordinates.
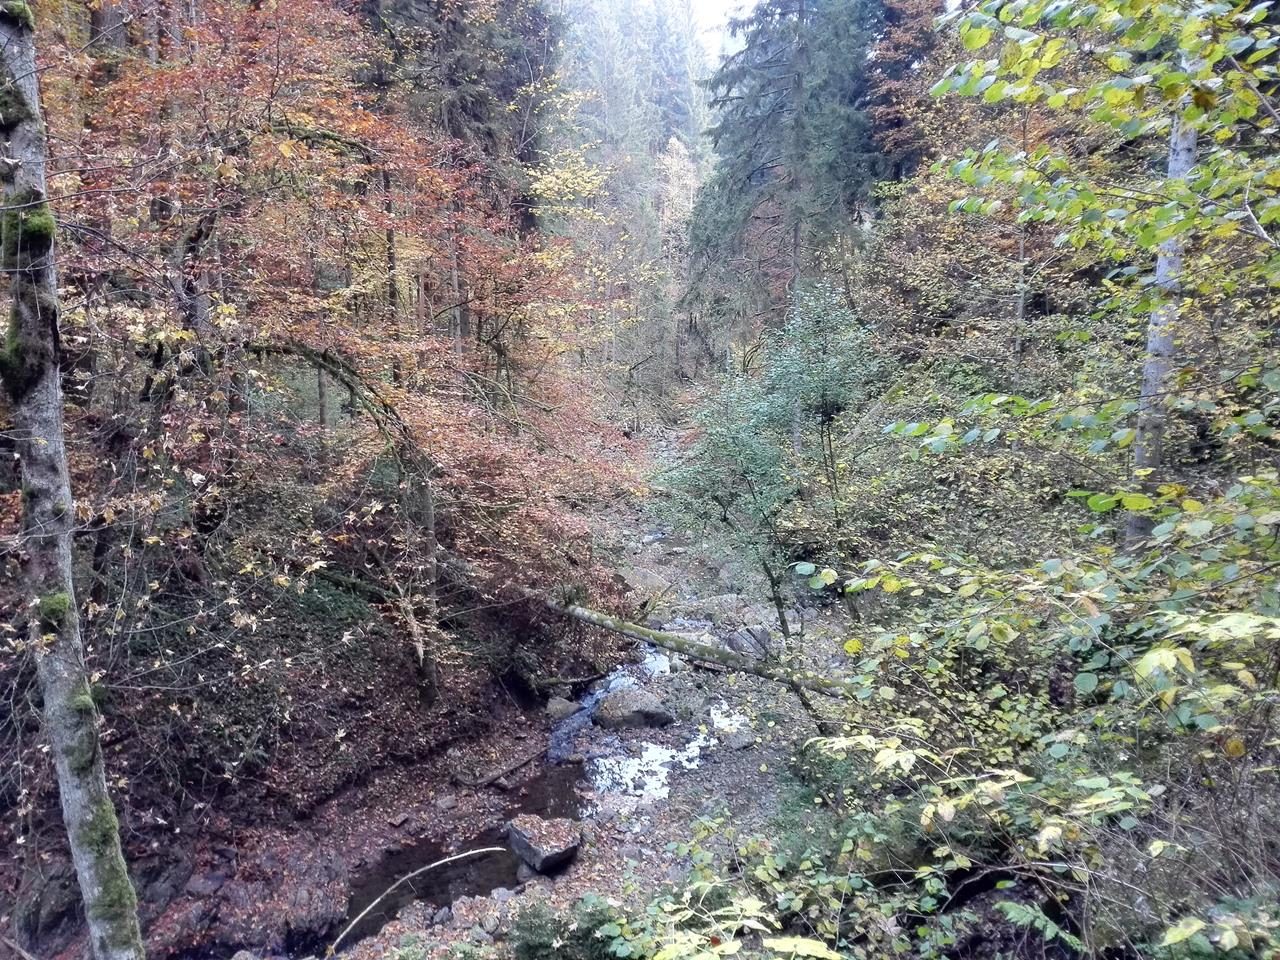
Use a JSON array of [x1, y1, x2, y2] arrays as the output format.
[[506, 814, 581, 873], [545, 696, 582, 722], [434, 794, 459, 811], [726, 625, 771, 660], [593, 688, 675, 729]]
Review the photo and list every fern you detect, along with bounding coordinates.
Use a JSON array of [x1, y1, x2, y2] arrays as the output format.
[[996, 901, 1085, 953]]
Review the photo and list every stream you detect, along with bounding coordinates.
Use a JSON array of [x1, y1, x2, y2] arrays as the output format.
[[326, 637, 744, 954]]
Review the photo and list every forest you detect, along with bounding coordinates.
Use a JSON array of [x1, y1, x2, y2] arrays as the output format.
[[0, 0, 1278, 959]]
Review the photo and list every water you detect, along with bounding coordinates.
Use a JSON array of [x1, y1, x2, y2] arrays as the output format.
[[337, 642, 738, 949], [335, 762, 584, 947]]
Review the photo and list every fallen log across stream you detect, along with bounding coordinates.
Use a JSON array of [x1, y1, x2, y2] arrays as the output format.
[[547, 599, 861, 702]]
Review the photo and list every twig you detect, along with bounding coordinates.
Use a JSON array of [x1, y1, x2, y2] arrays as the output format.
[[453, 746, 549, 788], [1, 935, 41, 960], [327, 847, 506, 955]]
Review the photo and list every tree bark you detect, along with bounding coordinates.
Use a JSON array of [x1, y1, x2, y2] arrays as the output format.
[[0, 8, 145, 960], [1126, 111, 1197, 545]]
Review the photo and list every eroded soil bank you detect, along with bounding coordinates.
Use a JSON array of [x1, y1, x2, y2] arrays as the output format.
[[12, 465, 855, 960]]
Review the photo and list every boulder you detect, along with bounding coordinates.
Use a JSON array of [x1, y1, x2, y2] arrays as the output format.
[[726, 625, 771, 660], [618, 565, 671, 596], [593, 688, 675, 729], [544, 696, 582, 722], [506, 815, 581, 873]]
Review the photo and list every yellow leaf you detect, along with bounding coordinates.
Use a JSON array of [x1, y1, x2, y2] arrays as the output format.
[[763, 936, 844, 959], [1161, 917, 1205, 946], [1224, 738, 1246, 759]]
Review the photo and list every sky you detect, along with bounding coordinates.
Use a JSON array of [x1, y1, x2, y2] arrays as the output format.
[[690, 0, 745, 57]]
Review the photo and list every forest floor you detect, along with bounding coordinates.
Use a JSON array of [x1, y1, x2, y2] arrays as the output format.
[[328, 432, 859, 960]]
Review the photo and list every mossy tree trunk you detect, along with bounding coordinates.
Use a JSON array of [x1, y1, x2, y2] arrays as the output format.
[[0, 8, 145, 960]]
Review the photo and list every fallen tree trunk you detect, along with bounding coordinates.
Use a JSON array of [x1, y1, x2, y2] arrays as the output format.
[[549, 600, 859, 702]]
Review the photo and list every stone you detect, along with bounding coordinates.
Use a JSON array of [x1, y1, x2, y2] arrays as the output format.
[[231, 952, 259, 960], [723, 728, 756, 751], [726, 625, 771, 660], [492, 886, 516, 905], [506, 814, 581, 873], [481, 913, 501, 934], [516, 862, 537, 884], [184, 871, 227, 897], [470, 925, 494, 945], [544, 696, 582, 722], [618, 565, 671, 596], [434, 794, 459, 811], [433, 906, 454, 927], [593, 687, 675, 729], [388, 811, 410, 827]]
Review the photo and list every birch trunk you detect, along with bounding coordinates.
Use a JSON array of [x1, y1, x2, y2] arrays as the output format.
[[1126, 112, 1197, 544], [0, 8, 144, 959]]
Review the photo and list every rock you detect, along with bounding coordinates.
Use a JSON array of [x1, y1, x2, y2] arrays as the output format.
[[726, 625, 771, 660], [13, 860, 82, 958], [470, 925, 494, 945], [434, 794, 459, 811], [492, 886, 516, 905], [545, 696, 582, 722], [433, 906, 454, 927], [231, 952, 260, 960], [506, 814, 581, 873], [723, 728, 756, 751], [593, 687, 675, 729], [481, 913, 501, 934], [516, 862, 537, 884], [388, 811, 410, 827], [184, 871, 227, 897], [619, 565, 671, 596], [698, 593, 748, 621]]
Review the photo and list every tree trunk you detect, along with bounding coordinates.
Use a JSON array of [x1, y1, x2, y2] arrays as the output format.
[[0, 9, 145, 960], [90, 0, 130, 51], [1126, 112, 1197, 545]]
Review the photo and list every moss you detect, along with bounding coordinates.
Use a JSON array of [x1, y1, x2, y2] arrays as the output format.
[[38, 591, 72, 626], [70, 685, 97, 714], [79, 800, 121, 857], [0, 80, 31, 133], [81, 801, 142, 949], [64, 724, 99, 774], [0, 2, 34, 31], [2, 191, 54, 265]]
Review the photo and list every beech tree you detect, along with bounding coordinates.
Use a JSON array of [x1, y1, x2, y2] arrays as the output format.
[[0, 5, 144, 959]]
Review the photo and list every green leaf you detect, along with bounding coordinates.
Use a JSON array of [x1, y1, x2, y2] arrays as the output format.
[[763, 937, 844, 959], [1074, 672, 1099, 694]]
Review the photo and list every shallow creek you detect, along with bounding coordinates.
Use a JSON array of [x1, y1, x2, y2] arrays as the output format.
[[332, 640, 746, 952]]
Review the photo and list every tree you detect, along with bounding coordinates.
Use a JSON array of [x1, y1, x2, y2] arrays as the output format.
[[0, 5, 144, 959]]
